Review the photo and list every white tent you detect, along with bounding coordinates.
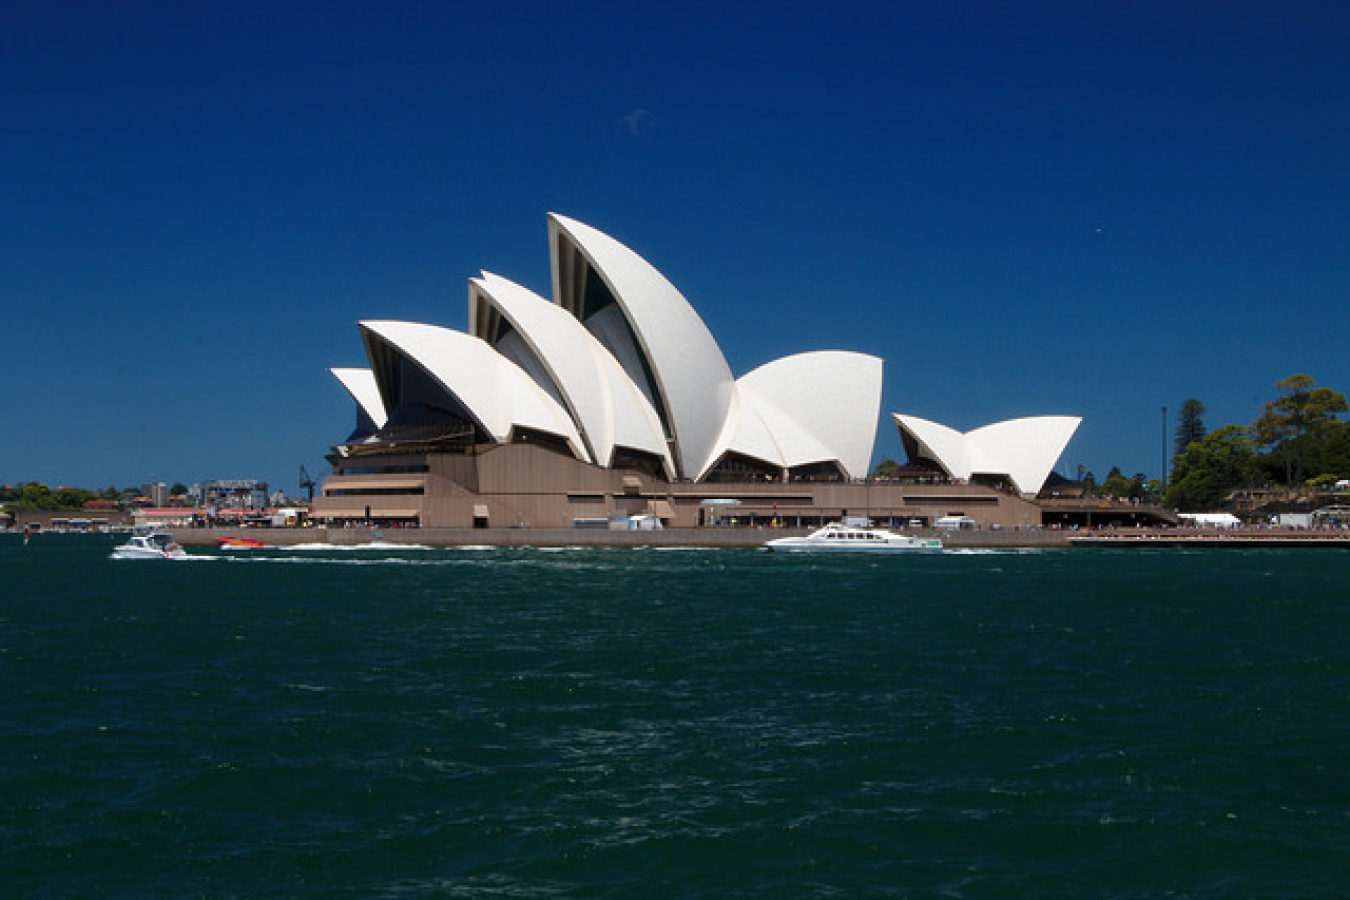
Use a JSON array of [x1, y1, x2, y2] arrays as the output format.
[[1177, 512, 1241, 528]]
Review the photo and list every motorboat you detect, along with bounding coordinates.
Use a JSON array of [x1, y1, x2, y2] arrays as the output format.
[[111, 531, 188, 560], [764, 522, 943, 553], [216, 537, 267, 549]]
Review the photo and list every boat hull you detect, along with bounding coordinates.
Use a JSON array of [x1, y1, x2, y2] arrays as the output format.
[[765, 522, 943, 553], [765, 541, 943, 553], [216, 538, 266, 549], [110, 533, 187, 559], [110, 546, 187, 560]]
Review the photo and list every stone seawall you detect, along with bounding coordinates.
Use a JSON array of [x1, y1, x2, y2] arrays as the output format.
[[1071, 531, 1350, 548], [171, 526, 1350, 550]]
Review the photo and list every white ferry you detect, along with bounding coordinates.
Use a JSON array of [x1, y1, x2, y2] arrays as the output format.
[[764, 522, 943, 554]]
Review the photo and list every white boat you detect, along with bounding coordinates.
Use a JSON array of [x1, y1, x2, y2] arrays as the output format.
[[111, 532, 187, 560], [764, 522, 943, 553]]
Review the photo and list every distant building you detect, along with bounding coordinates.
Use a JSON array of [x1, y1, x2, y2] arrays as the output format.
[[133, 507, 196, 529], [198, 479, 270, 509], [140, 482, 169, 507]]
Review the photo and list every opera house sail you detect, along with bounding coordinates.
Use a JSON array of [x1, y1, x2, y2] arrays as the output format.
[[891, 414, 1082, 497]]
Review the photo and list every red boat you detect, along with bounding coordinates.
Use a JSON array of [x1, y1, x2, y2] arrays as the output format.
[[216, 537, 267, 549]]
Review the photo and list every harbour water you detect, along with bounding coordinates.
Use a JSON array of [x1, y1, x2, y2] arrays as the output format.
[[3, 535, 1347, 897]]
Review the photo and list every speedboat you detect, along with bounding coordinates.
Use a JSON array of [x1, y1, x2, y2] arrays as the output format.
[[111, 532, 187, 560], [765, 522, 943, 553], [216, 537, 266, 549]]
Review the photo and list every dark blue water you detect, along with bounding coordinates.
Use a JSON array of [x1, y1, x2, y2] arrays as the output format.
[[3, 535, 1347, 897]]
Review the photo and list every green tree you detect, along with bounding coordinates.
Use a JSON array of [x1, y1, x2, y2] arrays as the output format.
[[15, 482, 56, 511], [1174, 398, 1207, 456], [25, 483, 53, 507], [52, 487, 93, 510], [1099, 467, 1132, 497], [1142, 478, 1165, 503], [1252, 374, 1348, 486], [1099, 467, 1154, 500], [1127, 472, 1153, 500], [870, 458, 902, 479], [1165, 425, 1258, 511], [7, 483, 98, 511], [1306, 418, 1350, 482]]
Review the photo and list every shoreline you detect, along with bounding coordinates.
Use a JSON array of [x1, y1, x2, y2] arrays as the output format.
[[1068, 532, 1350, 548], [166, 526, 1350, 549], [171, 525, 1069, 549], [14, 526, 1345, 550]]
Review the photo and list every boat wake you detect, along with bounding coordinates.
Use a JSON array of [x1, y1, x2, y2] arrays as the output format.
[[275, 541, 436, 551], [943, 547, 1054, 555]]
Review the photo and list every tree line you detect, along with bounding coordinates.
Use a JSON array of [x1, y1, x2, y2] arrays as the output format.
[[1165, 374, 1349, 511], [0, 482, 191, 512]]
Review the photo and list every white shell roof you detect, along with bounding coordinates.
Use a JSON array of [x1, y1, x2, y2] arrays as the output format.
[[468, 272, 674, 477], [704, 385, 785, 475], [719, 383, 835, 471], [359, 320, 589, 462], [736, 351, 882, 480], [893, 413, 1081, 494], [329, 367, 388, 429], [549, 213, 735, 479], [893, 415, 967, 479], [966, 416, 1081, 494]]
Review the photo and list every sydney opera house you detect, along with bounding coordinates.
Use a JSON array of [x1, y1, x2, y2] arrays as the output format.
[[312, 214, 1080, 529]]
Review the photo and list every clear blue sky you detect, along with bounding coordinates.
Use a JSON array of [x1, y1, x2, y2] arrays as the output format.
[[3, 0, 1348, 493]]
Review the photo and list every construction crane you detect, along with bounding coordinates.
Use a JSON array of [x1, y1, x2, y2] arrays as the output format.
[[299, 465, 318, 502]]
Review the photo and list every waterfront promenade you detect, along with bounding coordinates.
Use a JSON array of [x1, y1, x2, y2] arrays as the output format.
[[173, 525, 1073, 549], [1069, 530, 1350, 548], [170, 525, 1350, 550]]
